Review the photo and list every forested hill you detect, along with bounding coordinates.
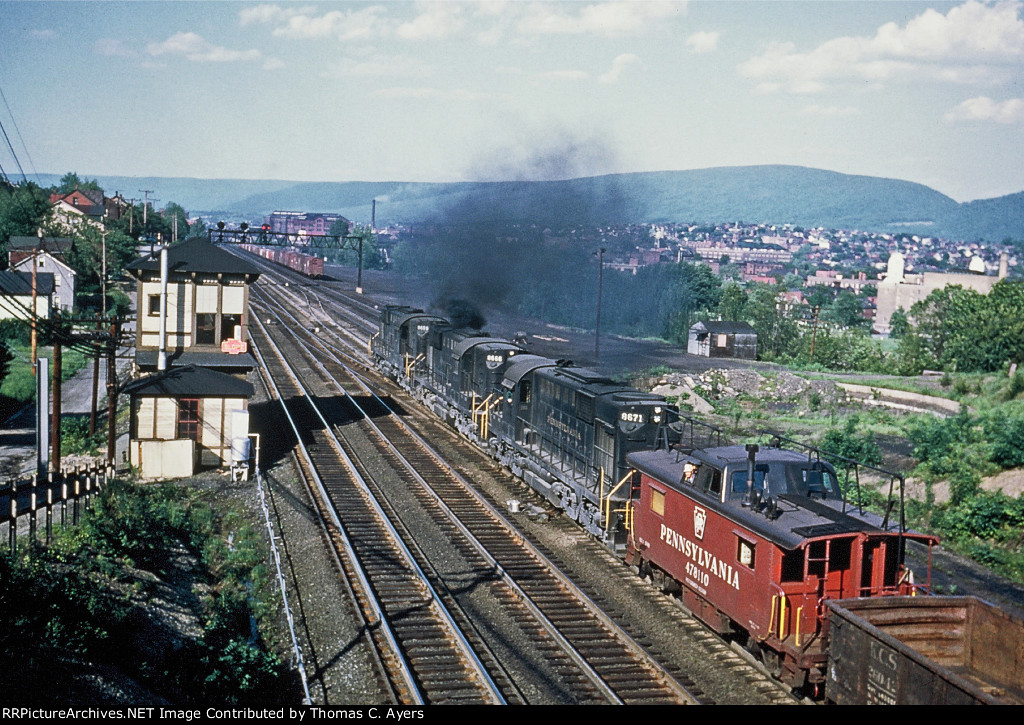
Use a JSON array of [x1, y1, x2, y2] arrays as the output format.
[[32, 165, 1023, 241]]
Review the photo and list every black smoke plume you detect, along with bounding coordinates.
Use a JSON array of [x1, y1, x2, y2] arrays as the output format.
[[436, 296, 486, 330]]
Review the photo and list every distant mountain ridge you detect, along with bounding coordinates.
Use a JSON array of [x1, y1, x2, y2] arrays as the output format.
[[31, 165, 1023, 241]]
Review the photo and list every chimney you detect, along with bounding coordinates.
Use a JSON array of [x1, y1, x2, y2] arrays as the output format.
[[999, 252, 1008, 279]]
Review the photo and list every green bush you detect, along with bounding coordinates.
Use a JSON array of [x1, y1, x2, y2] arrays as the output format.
[[819, 417, 882, 467]]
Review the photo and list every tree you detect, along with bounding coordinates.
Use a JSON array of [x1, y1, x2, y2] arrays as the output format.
[[889, 308, 910, 338], [661, 263, 722, 342], [718, 282, 748, 321], [185, 216, 209, 241], [744, 283, 799, 360], [161, 202, 191, 244], [0, 183, 52, 257], [826, 290, 867, 328], [56, 172, 101, 195], [326, 223, 385, 270], [67, 224, 137, 310]]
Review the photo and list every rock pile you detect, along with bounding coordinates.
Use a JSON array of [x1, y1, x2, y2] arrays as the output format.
[[650, 368, 845, 412]]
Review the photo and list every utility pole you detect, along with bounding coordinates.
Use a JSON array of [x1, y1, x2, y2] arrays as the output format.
[[90, 320, 100, 436], [100, 222, 108, 318], [31, 231, 39, 372], [51, 326, 62, 473], [126, 197, 137, 234], [106, 319, 119, 466], [594, 247, 606, 360], [139, 189, 155, 228]]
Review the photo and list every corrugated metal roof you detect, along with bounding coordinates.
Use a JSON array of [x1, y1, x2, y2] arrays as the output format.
[[692, 320, 757, 335]]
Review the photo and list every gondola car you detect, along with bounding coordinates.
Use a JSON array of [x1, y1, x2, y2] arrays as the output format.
[[626, 442, 937, 693]]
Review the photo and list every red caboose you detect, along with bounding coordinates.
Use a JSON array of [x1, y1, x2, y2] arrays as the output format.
[[626, 444, 936, 692]]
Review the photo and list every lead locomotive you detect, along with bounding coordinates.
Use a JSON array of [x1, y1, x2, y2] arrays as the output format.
[[372, 304, 681, 552]]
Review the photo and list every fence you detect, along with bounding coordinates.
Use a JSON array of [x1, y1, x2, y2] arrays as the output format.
[[1, 463, 112, 555]]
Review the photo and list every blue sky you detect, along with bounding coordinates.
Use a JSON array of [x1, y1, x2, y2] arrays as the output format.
[[2, 1, 1024, 202]]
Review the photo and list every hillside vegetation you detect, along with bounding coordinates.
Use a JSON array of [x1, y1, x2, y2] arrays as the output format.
[[33, 165, 1022, 241]]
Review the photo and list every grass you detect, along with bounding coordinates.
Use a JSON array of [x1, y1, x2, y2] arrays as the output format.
[[1, 343, 93, 403], [0, 476, 299, 705]]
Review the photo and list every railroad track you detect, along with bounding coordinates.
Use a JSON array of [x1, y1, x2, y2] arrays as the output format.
[[249, 282, 705, 705], [251, 314, 504, 704]]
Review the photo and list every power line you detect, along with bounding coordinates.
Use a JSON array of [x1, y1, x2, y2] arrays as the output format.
[[0, 83, 35, 183]]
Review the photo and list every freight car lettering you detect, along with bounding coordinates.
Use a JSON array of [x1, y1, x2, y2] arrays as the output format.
[[870, 640, 898, 670], [685, 561, 710, 588], [546, 414, 582, 440], [865, 641, 899, 704], [659, 524, 740, 590]]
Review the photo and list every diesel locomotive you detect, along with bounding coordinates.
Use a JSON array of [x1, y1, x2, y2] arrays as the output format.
[[371, 304, 944, 696], [372, 304, 682, 551]]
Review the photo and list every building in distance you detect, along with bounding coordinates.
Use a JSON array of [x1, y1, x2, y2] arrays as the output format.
[[263, 210, 351, 237]]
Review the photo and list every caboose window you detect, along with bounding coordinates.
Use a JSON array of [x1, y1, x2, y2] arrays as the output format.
[[695, 467, 721, 496], [730, 465, 767, 496], [650, 488, 665, 516], [737, 538, 755, 569]]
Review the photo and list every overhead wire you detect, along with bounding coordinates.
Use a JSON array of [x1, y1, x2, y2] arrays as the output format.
[[0, 83, 38, 183]]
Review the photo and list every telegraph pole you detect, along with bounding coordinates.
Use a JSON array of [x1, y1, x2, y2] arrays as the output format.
[[594, 247, 606, 359], [140, 188, 155, 225]]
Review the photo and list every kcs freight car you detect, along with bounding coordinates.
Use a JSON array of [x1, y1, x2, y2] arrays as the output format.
[[825, 596, 1024, 705]]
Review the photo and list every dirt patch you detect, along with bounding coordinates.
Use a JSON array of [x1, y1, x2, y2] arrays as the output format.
[[982, 469, 1024, 498]]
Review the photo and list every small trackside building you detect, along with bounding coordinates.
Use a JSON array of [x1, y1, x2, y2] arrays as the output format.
[[687, 320, 758, 359], [125, 239, 261, 375], [123, 365, 253, 479]]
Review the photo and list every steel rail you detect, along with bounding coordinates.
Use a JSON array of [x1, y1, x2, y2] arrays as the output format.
[[251, 313, 506, 705], [253, 283, 701, 705]]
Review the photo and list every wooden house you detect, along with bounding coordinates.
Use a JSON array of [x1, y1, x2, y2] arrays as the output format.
[[123, 365, 253, 478], [126, 239, 261, 374], [687, 320, 758, 360]]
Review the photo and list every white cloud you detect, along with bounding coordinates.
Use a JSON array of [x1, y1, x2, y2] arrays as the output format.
[[516, 1, 684, 37], [263, 57, 285, 71], [946, 95, 1024, 123], [685, 30, 718, 54], [599, 53, 641, 84], [238, 4, 301, 27], [146, 32, 262, 63], [397, 2, 467, 40], [30, 29, 56, 40], [739, 1, 1024, 94], [372, 86, 493, 101], [259, 6, 388, 41]]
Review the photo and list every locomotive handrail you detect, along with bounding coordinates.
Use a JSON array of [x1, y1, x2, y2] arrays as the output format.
[[404, 352, 424, 379], [601, 470, 634, 537]]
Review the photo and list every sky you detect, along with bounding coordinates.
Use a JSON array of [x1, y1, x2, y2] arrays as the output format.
[[2, 0, 1024, 202]]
